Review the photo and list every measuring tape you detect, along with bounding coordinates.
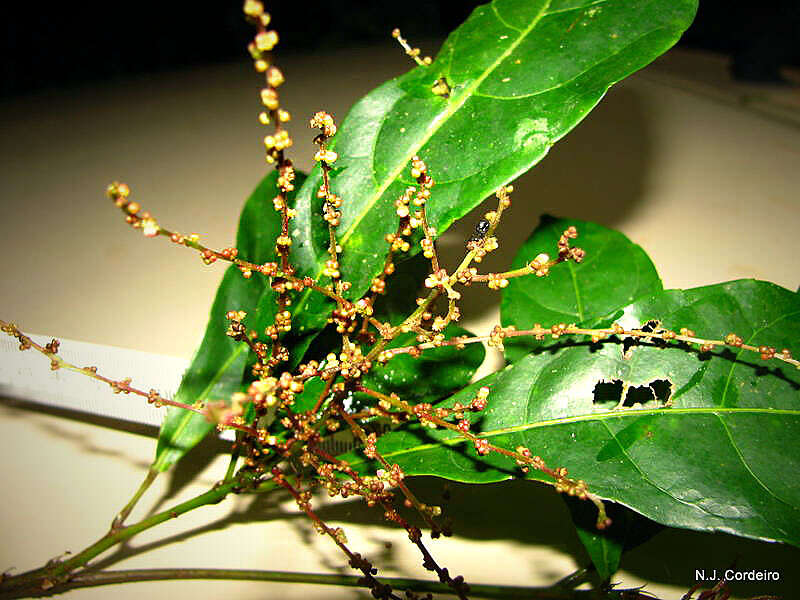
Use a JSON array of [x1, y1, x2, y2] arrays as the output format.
[[0, 333, 365, 450], [0, 332, 187, 430]]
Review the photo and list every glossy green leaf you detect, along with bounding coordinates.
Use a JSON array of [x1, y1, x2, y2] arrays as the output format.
[[499, 216, 659, 570], [501, 215, 662, 362], [565, 498, 662, 581], [152, 268, 255, 472], [286, 0, 697, 352], [292, 377, 328, 414], [345, 280, 800, 546], [153, 171, 306, 472], [361, 325, 484, 405], [567, 496, 623, 581]]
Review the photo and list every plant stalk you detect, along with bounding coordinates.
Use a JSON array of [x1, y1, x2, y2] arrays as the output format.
[[0, 478, 242, 596], [110, 467, 159, 531], [0, 567, 659, 599]]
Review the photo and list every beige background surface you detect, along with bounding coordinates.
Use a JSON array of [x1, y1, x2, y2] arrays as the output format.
[[1, 37, 799, 600]]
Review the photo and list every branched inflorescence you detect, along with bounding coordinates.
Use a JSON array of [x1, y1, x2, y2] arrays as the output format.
[[4, 3, 798, 599]]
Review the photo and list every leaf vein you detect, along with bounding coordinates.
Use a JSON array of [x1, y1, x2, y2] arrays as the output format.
[[599, 419, 696, 509], [304, 1, 554, 302], [721, 302, 800, 407], [491, 3, 524, 33], [471, 26, 670, 102], [716, 414, 797, 511], [544, 0, 612, 17]]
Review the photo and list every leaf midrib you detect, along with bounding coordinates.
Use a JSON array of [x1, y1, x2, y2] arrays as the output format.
[[295, 0, 553, 312], [366, 405, 800, 463], [343, 2, 552, 247]]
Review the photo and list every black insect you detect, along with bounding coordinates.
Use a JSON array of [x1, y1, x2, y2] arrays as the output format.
[[467, 218, 491, 243]]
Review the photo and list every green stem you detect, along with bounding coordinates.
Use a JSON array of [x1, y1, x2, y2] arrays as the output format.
[[0, 568, 659, 599], [364, 287, 441, 363], [110, 467, 159, 531], [224, 439, 241, 482], [554, 567, 592, 590], [0, 478, 243, 595]]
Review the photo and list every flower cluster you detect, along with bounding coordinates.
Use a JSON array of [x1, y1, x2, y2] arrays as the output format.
[[106, 182, 160, 238]]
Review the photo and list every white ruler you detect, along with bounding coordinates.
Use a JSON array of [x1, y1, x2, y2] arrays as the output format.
[[0, 333, 362, 448], [0, 333, 188, 431]]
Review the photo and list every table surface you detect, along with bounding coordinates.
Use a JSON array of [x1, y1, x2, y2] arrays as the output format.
[[1, 41, 799, 599]]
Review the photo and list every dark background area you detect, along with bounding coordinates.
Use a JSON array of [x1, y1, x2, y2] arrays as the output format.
[[1, 1, 798, 99]]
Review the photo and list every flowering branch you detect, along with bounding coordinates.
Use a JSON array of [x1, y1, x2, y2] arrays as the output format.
[[0, 320, 258, 436], [374, 322, 799, 369], [355, 385, 611, 529]]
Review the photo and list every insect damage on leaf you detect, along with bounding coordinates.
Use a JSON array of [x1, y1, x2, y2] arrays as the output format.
[[592, 378, 673, 409]]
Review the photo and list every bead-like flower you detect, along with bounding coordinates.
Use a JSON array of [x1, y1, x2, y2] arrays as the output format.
[[255, 30, 279, 52], [310, 111, 337, 137], [260, 87, 279, 110], [314, 149, 338, 164], [140, 217, 160, 238], [243, 0, 264, 17]]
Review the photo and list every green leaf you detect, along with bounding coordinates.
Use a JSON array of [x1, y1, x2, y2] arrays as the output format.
[[371, 254, 431, 327], [362, 324, 485, 404], [500, 215, 662, 572], [153, 171, 306, 472], [152, 268, 254, 472], [501, 215, 662, 362], [292, 377, 328, 414], [286, 0, 697, 352], [565, 498, 662, 581], [345, 280, 800, 546], [567, 496, 623, 581]]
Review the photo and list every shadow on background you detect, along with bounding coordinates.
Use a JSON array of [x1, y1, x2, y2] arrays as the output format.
[[0, 396, 156, 473], [81, 467, 800, 599]]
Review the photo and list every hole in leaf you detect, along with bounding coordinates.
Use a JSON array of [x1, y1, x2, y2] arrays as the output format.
[[593, 378, 674, 409], [622, 337, 636, 358], [623, 385, 654, 407], [623, 379, 673, 407], [622, 320, 670, 359], [649, 379, 672, 404], [641, 319, 660, 333], [593, 379, 623, 405]]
